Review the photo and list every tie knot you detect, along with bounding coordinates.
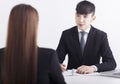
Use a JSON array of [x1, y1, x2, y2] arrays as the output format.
[[80, 31, 86, 36]]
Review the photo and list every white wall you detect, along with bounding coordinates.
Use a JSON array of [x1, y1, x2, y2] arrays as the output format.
[[0, 0, 120, 69]]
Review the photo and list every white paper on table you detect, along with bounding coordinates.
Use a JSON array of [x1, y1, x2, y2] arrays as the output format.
[[63, 69, 100, 76], [63, 69, 80, 76]]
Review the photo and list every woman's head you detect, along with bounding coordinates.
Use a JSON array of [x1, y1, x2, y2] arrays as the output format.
[[7, 4, 39, 48], [2, 4, 39, 84]]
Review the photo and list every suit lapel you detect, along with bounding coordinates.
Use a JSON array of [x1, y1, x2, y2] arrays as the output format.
[[72, 26, 83, 59], [83, 26, 96, 56]]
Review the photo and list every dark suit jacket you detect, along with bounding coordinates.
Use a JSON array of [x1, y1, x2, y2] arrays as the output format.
[[0, 48, 66, 84], [57, 26, 116, 72]]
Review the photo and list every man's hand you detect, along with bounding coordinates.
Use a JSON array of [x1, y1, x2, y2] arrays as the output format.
[[76, 65, 96, 74], [60, 64, 67, 72]]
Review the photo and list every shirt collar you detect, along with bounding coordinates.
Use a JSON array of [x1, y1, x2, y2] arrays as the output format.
[[77, 26, 91, 33]]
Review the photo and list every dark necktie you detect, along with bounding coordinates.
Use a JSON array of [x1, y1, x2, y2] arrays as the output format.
[[80, 31, 86, 54]]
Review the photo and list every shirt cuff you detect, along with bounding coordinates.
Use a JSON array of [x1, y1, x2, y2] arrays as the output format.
[[91, 65, 98, 72]]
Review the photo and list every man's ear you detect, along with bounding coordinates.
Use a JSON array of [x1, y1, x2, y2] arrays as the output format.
[[92, 15, 96, 21]]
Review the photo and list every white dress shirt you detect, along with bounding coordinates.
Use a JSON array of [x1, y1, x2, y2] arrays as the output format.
[[77, 26, 91, 44]]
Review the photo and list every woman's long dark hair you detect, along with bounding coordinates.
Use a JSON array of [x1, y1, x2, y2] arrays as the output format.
[[2, 4, 39, 84]]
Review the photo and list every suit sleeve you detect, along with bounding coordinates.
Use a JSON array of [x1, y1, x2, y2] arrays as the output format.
[[95, 34, 117, 72], [56, 31, 67, 63], [49, 50, 66, 84]]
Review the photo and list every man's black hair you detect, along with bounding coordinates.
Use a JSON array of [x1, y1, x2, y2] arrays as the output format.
[[76, 0, 95, 15]]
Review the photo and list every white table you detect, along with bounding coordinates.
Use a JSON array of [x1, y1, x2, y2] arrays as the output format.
[[63, 70, 120, 84]]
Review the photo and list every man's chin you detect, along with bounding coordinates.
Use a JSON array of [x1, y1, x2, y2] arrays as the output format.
[[78, 26, 86, 31]]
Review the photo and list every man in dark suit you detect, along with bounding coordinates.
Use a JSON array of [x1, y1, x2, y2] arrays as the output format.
[[56, 0, 116, 74]]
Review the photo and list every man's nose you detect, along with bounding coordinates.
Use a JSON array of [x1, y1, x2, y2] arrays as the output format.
[[79, 17, 84, 22]]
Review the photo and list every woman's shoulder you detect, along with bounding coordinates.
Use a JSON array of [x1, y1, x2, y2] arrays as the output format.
[[0, 48, 4, 56], [0, 48, 4, 51], [37, 47, 57, 65], [38, 47, 56, 57], [38, 47, 55, 53]]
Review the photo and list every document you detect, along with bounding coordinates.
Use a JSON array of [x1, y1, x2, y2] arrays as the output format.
[[63, 69, 100, 76], [63, 69, 80, 76]]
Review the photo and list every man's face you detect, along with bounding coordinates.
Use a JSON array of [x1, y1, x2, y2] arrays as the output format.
[[75, 13, 96, 31]]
